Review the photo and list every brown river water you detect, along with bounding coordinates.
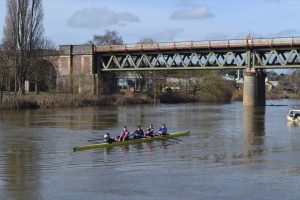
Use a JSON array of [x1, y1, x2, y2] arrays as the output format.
[[0, 99, 300, 200]]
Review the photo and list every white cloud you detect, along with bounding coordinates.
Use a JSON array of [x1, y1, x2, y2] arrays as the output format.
[[203, 32, 228, 40], [68, 7, 140, 29], [270, 29, 299, 37], [177, 0, 195, 6], [151, 28, 184, 42], [264, 0, 300, 5], [235, 29, 299, 39], [170, 6, 214, 20], [235, 31, 263, 39]]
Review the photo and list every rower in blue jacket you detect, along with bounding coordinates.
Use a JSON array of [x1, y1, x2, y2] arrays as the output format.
[[133, 125, 144, 139], [158, 123, 167, 136]]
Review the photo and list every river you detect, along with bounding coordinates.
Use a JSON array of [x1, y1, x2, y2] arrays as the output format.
[[0, 99, 300, 200]]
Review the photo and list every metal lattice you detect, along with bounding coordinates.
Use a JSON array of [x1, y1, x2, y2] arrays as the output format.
[[94, 37, 300, 71], [254, 49, 300, 68]]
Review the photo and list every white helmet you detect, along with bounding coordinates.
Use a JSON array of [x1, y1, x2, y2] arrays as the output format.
[[104, 133, 109, 138]]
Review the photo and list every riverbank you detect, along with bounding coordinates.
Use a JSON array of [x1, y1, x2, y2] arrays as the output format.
[[0, 89, 298, 110], [0, 92, 155, 110]]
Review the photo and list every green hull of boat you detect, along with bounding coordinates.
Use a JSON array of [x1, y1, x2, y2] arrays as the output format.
[[74, 131, 190, 152]]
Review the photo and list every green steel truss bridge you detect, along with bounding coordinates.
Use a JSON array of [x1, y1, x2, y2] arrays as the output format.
[[94, 37, 300, 71]]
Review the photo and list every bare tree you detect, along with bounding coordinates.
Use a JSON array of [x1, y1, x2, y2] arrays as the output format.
[[28, 38, 57, 94], [3, 0, 45, 96], [0, 40, 17, 97], [137, 38, 156, 45], [88, 30, 124, 94], [0, 39, 19, 101], [0, 45, 5, 102], [88, 30, 123, 45]]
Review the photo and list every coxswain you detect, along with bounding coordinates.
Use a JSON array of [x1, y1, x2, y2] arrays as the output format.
[[118, 126, 129, 141], [158, 123, 167, 136], [145, 124, 154, 138], [133, 125, 144, 139], [104, 133, 116, 143]]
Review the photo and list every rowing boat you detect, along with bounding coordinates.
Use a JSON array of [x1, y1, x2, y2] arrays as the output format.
[[73, 131, 190, 152], [287, 109, 300, 122]]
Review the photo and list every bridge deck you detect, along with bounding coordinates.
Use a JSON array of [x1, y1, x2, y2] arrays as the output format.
[[95, 37, 300, 53]]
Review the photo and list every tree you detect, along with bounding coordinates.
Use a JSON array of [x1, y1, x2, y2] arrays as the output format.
[[174, 70, 233, 101], [88, 30, 124, 94], [0, 39, 17, 97], [138, 38, 156, 45], [28, 38, 57, 94], [88, 30, 123, 45], [0, 43, 10, 102], [3, 0, 45, 96]]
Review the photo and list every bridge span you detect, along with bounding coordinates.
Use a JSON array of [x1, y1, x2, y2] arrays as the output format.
[[94, 37, 300, 70], [58, 37, 300, 106]]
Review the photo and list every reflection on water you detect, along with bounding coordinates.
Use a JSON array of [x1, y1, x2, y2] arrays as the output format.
[[242, 107, 266, 162], [243, 107, 265, 145], [4, 145, 42, 200], [0, 108, 120, 131]]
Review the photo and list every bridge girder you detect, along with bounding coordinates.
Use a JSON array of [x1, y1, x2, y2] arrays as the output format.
[[96, 48, 300, 71]]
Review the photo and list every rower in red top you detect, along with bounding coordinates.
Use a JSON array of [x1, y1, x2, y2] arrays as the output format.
[[158, 123, 167, 136], [118, 126, 129, 141], [145, 124, 154, 138]]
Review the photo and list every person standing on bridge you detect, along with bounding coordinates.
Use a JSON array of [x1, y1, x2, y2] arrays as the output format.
[[118, 126, 129, 141]]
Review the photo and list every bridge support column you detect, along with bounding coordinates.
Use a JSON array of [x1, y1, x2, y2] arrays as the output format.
[[243, 70, 266, 107], [58, 45, 94, 94]]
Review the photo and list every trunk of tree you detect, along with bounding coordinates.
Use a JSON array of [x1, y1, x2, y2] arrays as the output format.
[[18, 83, 22, 97], [0, 89, 2, 103], [14, 55, 17, 97], [7, 69, 11, 95], [35, 77, 38, 94], [3, 0, 45, 97], [0, 76, 3, 103]]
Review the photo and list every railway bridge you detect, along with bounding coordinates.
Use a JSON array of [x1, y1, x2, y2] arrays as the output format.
[[58, 37, 300, 107]]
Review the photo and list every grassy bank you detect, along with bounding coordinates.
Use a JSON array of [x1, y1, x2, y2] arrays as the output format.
[[1, 88, 298, 110], [0, 92, 154, 110]]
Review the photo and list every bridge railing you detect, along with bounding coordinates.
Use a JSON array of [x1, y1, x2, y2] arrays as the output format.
[[94, 37, 300, 53]]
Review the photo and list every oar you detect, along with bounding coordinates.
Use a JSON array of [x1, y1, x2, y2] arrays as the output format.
[[87, 138, 104, 142], [154, 132, 182, 142], [167, 136, 182, 141]]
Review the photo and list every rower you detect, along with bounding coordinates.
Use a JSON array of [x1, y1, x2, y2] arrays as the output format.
[[145, 124, 154, 138], [104, 133, 116, 143], [118, 126, 129, 141], [133, 125, 144, 139], [158, 123, 167, 136]]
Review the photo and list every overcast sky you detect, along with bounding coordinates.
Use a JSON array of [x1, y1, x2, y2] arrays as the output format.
[[0, 0, 300, 46]]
